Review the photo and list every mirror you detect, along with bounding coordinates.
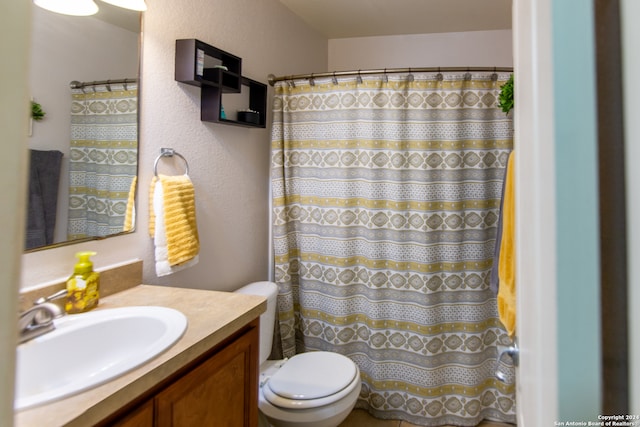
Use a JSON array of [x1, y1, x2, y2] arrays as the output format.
[[26, 3, 141, 252]]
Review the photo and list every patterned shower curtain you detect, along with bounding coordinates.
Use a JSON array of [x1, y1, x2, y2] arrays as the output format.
[[271, 72, 515, 426], [68, 82, 138, 239]]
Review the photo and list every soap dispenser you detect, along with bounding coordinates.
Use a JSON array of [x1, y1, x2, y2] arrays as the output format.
[[65, 251, 100, 314]]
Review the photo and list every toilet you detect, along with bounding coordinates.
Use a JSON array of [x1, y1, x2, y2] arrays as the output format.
[[236, 282, 361, 427]]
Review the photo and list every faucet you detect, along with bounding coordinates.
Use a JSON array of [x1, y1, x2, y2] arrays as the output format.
[[33, 288, 67, 305], [18, 290, 66, 344]]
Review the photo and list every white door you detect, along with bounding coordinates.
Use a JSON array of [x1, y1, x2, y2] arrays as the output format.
[[514, 0, 605, 422], [513, 0, 558, 424]]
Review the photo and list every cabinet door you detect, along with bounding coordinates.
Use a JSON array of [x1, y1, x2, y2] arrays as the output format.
[[110, 400, 154, 427], [155, 325, 259, 427]]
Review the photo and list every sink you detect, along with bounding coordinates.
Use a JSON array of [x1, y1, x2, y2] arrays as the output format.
[[15, 306, 187, 410]]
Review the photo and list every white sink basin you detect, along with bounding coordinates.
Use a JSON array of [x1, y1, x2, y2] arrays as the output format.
[[15, 306, 187, 410]]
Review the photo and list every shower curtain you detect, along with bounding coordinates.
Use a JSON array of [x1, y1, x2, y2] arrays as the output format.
[[68, 82, 138, 239], [271, 72, 515, 426]]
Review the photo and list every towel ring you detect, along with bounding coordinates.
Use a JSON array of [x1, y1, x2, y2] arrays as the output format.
[[154, 148, 189, 177]]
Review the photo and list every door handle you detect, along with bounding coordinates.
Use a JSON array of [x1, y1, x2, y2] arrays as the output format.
[[495, 339, 519, 382]]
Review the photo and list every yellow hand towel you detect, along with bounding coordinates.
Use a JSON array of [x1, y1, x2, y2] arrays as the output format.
[[123, 176, 137, 232], [497, 152, 516, 337], [150, 174, 200, 276], [149, 176, 157, 238]]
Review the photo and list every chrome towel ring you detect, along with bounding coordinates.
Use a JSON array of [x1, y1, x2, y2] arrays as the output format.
[[153, 148, 189, 177]]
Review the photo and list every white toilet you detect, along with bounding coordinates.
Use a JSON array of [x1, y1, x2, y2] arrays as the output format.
[[236, 282, 361, 427]]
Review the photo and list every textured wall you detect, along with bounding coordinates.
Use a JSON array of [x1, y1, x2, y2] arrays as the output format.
[[136, 0, 327, 290], [1, 0, 30, 421], [328, 30, 513, 71], [21, 0, 327, 292]]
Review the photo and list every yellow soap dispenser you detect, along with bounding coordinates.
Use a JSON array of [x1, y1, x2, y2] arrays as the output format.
[[65, 251, 100, 314]]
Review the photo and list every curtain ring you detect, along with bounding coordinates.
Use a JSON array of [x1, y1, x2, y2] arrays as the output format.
[[436, 67, 443, 81], [383, 68, 388, 83], [356, 70, 363, 84], [309, 73, 315, 86], [407, 67, 414, 82], [123, 78, 129, 91], [332, 71, 338, 85], [106, 80, 112, 92], [491, 67, 498, 81]]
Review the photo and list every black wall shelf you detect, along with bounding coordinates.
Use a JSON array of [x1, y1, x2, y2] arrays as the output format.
[[175, 39, 267, 128]]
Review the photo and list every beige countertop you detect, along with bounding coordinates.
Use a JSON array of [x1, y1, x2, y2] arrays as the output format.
[[15, 284, 266, 427]]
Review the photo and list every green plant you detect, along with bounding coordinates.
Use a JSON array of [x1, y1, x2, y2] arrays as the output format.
[[498, 74, 514, 115], [31, 100, 46, 121]]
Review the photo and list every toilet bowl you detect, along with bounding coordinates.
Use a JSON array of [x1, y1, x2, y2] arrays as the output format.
[[236, 282, 361, 427]]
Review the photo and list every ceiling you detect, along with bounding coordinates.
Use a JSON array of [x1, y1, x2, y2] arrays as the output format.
[[278, 0, 512, 39], [95, 1, 141, 33]]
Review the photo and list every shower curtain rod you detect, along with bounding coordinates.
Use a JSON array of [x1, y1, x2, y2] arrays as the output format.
[[69, 78, 138, 89], [267, 66, 513, 86]]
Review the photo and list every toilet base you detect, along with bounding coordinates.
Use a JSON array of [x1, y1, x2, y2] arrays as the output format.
[[259, 396, 358, 427], [258, 411, 271, 427], [260, 410, 355, 427]]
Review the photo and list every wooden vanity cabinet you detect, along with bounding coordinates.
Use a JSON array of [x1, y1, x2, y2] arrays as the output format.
[[103, 319, 259, 427], [110, 401, 154, 427]]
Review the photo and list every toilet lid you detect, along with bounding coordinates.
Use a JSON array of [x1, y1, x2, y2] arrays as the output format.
[[267, 352, 357, 400]]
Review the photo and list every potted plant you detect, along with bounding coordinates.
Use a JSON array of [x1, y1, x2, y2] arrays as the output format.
[[498, 74, 514, 115], [31, 100, 46, 121]]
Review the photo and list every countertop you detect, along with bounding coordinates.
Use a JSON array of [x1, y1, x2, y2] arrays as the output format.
[[14, 284, 266, 427]]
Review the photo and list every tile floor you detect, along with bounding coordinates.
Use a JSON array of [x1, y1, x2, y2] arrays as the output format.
[[338, 409, 515, 427]]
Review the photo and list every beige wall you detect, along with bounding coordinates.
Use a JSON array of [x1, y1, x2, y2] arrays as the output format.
[[1, 0, 30, 424], [328, 29, 513, 70], [21, 0, 327, 292]]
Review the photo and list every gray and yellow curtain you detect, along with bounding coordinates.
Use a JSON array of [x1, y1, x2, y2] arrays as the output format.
[[271, 72, 515, 426], [68, 82, 138, 239]]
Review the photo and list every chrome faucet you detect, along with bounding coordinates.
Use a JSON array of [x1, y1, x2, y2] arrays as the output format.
[[33, 288, 67, 305], [18, 290, 66, 344]]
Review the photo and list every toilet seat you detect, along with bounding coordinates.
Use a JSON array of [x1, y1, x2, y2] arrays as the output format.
[[263, 352, 359, 410]]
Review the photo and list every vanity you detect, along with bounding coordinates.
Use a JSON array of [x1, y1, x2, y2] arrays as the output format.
[[15, 276, 266, 427]]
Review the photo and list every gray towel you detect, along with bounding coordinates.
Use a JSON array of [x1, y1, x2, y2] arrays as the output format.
[[25, 149, 63, 250], [489, 151, 512, 296]]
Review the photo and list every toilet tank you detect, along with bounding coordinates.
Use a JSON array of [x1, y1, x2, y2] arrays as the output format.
[[235, 281, 278, 365]]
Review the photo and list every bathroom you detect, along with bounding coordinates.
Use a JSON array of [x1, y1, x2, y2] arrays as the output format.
[[1, 0, 639, 425]]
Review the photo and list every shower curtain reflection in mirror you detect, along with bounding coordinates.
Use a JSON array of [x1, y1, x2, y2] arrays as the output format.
[[67, 81, 138, 240]]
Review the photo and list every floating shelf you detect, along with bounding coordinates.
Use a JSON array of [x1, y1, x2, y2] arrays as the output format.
[[175, 39, 267, 128]]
